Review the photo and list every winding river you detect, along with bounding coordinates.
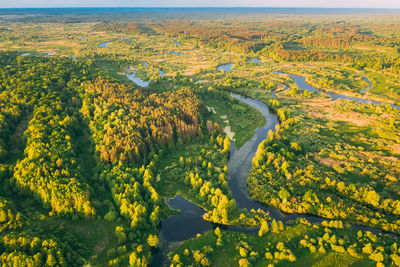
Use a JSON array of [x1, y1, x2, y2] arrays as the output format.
[[27, 46, 398, 263], [275, 72, 400, 109], [98, 41, 112, 48], [150, 93, 282, 266], [360, 74, 373, 93], [151, 69, 400, 266], [126, 62, 165, 87]]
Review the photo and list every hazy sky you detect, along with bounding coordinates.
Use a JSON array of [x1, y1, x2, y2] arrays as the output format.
[[1, 0, 400, 9]]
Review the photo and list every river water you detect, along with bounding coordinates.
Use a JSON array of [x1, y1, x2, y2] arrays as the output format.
[[275, 72, 400, 109], [217, 63, 234, 72], [98, 41, 112, 48], [217, 59, 261, 72], [151, 69, 400, 266], [126, 62, 165, 87], [126, 72, 150, 87], [151, 91, 328, 266], [360, 74, 373, 93]]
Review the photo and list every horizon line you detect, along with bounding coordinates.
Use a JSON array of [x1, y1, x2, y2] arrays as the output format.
[[1, 7, 400, 10]]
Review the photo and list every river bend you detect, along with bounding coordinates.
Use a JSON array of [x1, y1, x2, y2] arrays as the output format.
[[151, 71, 400, 266]]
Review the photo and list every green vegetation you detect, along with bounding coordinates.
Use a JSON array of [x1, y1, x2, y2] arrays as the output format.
[[0, 52, 265, 266], [0, 8, 400, 267], [247, 90, 400, 233], [170, 218, 400, 267], [201, 90, 265, 148], [156, 134, 268, 226]]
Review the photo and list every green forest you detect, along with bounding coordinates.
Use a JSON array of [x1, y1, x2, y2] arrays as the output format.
[[0, 7, 399, 267]]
